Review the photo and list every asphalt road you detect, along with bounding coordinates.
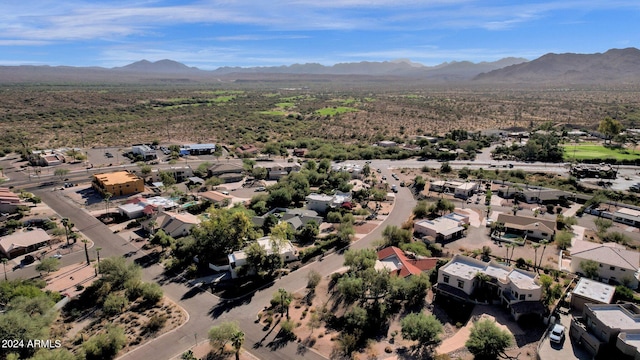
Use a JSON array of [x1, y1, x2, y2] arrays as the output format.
[[117, 165, 416, 360]]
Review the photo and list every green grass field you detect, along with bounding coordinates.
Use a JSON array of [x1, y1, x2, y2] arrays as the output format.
[[315, 106, 359, 116], [563, 143, 640, 161]]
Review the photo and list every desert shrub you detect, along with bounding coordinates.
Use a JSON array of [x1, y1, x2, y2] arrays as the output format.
[[140, 282, 163, 305], [125, 280, 143, 301], [83, 325, 126, 360], [146, 314, 167, 333], [307, 270, 321, 289], [103, 294, 128, 316]]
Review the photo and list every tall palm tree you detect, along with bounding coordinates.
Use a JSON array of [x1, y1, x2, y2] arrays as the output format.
[[537, 239, 549, 270], [2, 258, 7, 281], [61, 217, 74, 247], [231, 330, 245, 360], [103, 192, 113, 219], [531, 242, 541, 272], [82, 239, 90, 265]]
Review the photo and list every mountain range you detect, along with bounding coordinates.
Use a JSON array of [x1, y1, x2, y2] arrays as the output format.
[[1, 48, 640, 85]]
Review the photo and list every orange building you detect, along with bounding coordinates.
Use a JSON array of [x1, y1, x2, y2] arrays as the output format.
[[92, 171, 144, 197]]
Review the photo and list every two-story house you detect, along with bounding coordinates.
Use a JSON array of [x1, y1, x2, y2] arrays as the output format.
[[570, 239, 640, 289], [435, 255, 544, 320], [571, 303, 640, 358]]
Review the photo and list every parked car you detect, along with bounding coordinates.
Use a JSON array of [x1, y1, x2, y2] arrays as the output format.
[[549, 324, 565, 344], [255, 187, 266, 192]]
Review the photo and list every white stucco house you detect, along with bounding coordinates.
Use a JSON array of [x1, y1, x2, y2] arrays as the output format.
[[227, 236, 298, 278], [435, 255, 544, 320]]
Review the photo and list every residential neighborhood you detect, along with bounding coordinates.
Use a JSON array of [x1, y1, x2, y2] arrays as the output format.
[[3, 132, 640, 360]]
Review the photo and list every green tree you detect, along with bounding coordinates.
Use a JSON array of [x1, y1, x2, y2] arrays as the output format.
[[399, 242, 431, 257], [401, 312, 443, 350], [343, 248, 377, 273], [413, 200, 429, 219], [581, 259, 599, 279], [296, 221, 319, 243], [98, 257, 142, 290], [554, 230, 572, 250], [594, 218, 613, 236], [440, 161, 452, 173], [465, 319, 513, 360], [36, 257, 60, 273], [150, 229, 176, 252], [54, 168, 69, 181], [598, 116, 624, 144], [382, 225, 412, 247], [208, 321, 242, 350]]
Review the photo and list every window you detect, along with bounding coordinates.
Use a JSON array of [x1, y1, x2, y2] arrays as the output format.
[[519, 294, 526, 300], [599, 264, 603, 267], [528, 294, 532, 298], [457, 280, 464, 289], [621, 269, 626, 272], [541, 232, 548, 237], [443, 275, 450, 284], [610, 266, 615, 271]]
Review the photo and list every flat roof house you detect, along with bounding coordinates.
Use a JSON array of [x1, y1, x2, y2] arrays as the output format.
[[132, 144, 157, 160], [570, 239, 640, 289], [570, 278, 615, 313], [228, 236, 298, 278], [305, 191, 352, 213], [117, 196, 178, 219], [257, 162, 301, 180], [435, 255, 543, 320], [414, 216, 466, 243], [571, 303, 640, 358], [92, 170, 144, 197], [182, 143, 216, 155], [0, 228, 51, 259]]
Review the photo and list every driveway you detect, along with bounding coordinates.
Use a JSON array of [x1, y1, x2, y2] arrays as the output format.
[[537, 310, 591, 360]]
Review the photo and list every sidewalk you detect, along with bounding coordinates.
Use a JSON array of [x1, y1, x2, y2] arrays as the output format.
[[44, 263, 99, 297]]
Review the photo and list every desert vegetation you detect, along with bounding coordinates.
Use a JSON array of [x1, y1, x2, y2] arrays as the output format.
[[3, 84, 640, 156]]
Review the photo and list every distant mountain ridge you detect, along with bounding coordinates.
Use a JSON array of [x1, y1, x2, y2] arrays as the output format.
[[1, 48, 640, 85], [474, 47, 640, 84], [210, 57, 528, 80]]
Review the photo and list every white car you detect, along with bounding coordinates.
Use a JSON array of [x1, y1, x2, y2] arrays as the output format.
[[549, 324, 565, 344]]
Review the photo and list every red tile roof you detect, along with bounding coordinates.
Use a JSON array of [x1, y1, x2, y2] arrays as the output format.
[[377, 246, 438, 278]]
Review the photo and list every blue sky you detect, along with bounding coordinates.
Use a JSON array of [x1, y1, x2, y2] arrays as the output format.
[[1, 0, 639, 69]]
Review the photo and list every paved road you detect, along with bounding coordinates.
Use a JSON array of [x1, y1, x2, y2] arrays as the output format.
[[1, 160, 415, 360], [117, 165, 416, 360]]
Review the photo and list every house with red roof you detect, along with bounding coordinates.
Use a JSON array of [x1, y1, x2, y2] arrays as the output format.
[[375, 246, 439, 278]]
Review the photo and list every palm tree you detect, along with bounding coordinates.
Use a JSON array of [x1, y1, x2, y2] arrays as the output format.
[[82, 239, 90, 265], [231, 330, 245, 360], [537, 239, 549, 270], [103, 192, 113, 219], [2, 258, 7, 281], [61, 217, 74, 247], [95, 247, 102, 275], [531, 242, 541, 272]]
